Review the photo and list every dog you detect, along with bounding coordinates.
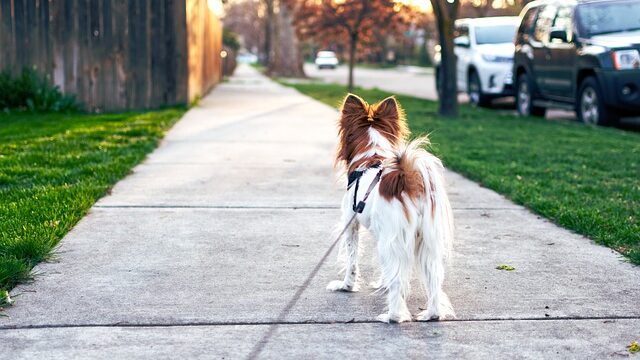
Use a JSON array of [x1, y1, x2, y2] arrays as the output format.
[[327, 94, 455, 323]]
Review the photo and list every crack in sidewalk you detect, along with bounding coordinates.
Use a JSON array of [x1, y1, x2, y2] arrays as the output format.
[[93, 205, 523, 210], [2, 315, 639, 331]]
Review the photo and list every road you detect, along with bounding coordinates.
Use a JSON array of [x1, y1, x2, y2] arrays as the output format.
[[304, 64, 640, 128], [304, 63, 442, 101]]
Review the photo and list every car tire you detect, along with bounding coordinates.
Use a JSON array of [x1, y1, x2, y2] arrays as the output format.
[[468, 71, 491, 107], [516, 73, 545, 117], [577, 76, 619, 126]]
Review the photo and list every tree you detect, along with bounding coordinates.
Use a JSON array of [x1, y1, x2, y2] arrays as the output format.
[[266, 1, 306, 77], [225, 0, 305, 77], [295, 0, 408, 91], [223, 0, 265, 56], [263, 0, 275, 65], [459, 0, 523, 17], [431, 0, 460, 117]]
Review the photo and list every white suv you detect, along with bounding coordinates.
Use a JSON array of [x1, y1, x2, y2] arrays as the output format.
[[436, 17, 520, 107]]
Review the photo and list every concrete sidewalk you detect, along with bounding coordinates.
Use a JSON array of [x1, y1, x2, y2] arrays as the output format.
[[2, 64, 639, 359]]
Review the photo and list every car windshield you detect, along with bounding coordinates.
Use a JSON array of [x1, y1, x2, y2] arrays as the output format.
[[317, 52, 336, 58], [576, 1, 640, 37], [474, 24, 517, 45]]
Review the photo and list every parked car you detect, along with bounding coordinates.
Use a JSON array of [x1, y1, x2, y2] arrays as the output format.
[[315, 51, 339, 69], [514, 0, 640, 126], [435, 16, 520, 107]]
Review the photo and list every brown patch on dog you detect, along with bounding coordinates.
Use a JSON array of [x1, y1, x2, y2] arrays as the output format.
[[348, 154, 385, 174], [336, 94, 409, 168], [379, 152, 425, 214]]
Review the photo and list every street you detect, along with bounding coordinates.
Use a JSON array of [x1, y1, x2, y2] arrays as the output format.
[[304, 64, 640, 128], [304, 63, 441, 101]]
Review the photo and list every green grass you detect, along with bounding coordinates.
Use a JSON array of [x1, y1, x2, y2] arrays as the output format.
[[0, 109, 185, 298], [355, 63, 399, 70], [284, 81, 640, 264]]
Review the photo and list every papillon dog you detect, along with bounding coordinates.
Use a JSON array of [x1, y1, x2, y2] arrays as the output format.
[[327, 94, 455, 323]]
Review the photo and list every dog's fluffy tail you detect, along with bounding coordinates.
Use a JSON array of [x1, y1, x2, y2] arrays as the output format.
[[392, 136, 455, 318], [390, 137, 454, 259]]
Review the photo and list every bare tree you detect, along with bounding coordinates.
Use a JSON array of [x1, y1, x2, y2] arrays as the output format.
[[263, 0, 275, 65], [223, 0, 265, 55], [266, 1, 306, 77]]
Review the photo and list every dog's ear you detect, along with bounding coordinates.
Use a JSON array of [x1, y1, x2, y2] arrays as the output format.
[[341, 93, 367, 115], [374, 96, 400, 120]]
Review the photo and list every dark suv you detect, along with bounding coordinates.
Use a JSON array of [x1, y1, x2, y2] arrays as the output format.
[[514, 0, 640, 126]]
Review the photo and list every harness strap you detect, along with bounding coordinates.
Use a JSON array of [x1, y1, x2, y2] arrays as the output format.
[[347, 161, 381, 189], [352, 168, 383, 213]]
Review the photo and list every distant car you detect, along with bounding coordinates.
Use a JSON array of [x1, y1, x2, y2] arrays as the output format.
[[435, 16, 520, 107], [237, 51, 258, 64], [315, 51, 339, 69], [513, 0, 640, 126]]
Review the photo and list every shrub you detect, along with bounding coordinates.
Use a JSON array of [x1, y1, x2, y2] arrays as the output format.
[[222, 29, 241, 51], [0, 68, 79, 113]]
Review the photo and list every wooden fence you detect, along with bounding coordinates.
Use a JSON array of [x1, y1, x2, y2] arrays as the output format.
[[0, 0, 222, 111]]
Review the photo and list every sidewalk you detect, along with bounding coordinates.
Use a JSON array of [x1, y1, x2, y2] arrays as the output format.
[[1, 64, 638, 359]]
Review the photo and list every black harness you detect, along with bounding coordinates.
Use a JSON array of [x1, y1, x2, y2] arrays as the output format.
[[347, 162, 383, 213]]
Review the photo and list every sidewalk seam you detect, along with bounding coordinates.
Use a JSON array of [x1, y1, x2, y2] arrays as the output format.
[[2, 315, 639, 331], [92, 205, 523, 210]]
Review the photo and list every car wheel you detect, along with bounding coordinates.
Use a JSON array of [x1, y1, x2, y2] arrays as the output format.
[[468, 71, 491, 107], [577, 76, 619, 126], [516, 73, 545, 117]]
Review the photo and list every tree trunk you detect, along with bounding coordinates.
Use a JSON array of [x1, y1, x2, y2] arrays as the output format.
[[432, 0, 459, 117], [263, 0, 274, 66], [347, 32, 358, 92], [266, 1, 306, 77]]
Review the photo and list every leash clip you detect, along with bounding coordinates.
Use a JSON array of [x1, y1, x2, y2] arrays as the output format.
[[354, 201, 366, 213]]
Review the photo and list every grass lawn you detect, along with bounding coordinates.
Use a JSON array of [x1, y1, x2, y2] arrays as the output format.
[[355, 63, 399, 70], [0, 109, 185, 303], [284, 81, 640, 265]]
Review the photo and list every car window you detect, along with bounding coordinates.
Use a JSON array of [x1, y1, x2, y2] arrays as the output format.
[[454, 24, 470, 45], [475, 24, 518, 45], [533, 5, 557, 44], [552, 6, 574, 42], [317, 52, 336, 58], [576, 0, 640, 37], [519, 7, 539, 37]]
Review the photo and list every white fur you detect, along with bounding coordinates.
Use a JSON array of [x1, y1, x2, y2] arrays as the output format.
[[327, 135, 455, 323]]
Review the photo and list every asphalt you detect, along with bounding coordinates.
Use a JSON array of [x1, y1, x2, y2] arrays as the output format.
[[303, 63, 640, 128], [1, 64, 638, 359]]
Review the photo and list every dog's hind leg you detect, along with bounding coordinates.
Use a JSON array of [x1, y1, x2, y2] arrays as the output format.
[[415, 239, 455, 321], [327, 215, 360, 292], [375, 230, 413, 323]]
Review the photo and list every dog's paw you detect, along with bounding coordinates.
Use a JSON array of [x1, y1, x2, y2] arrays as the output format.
[[368, 278, 383, 290], [415, 308, 456, 322], [326, 280, 358, 292], [376, 311, 412, 324]]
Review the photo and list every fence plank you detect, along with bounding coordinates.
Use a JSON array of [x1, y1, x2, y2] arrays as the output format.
[[0, 0, 220, 111]]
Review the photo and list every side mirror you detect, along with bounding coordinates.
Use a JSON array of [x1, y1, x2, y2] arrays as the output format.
[[454, 36, 471, 48], [550, 28, 568, 43]]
